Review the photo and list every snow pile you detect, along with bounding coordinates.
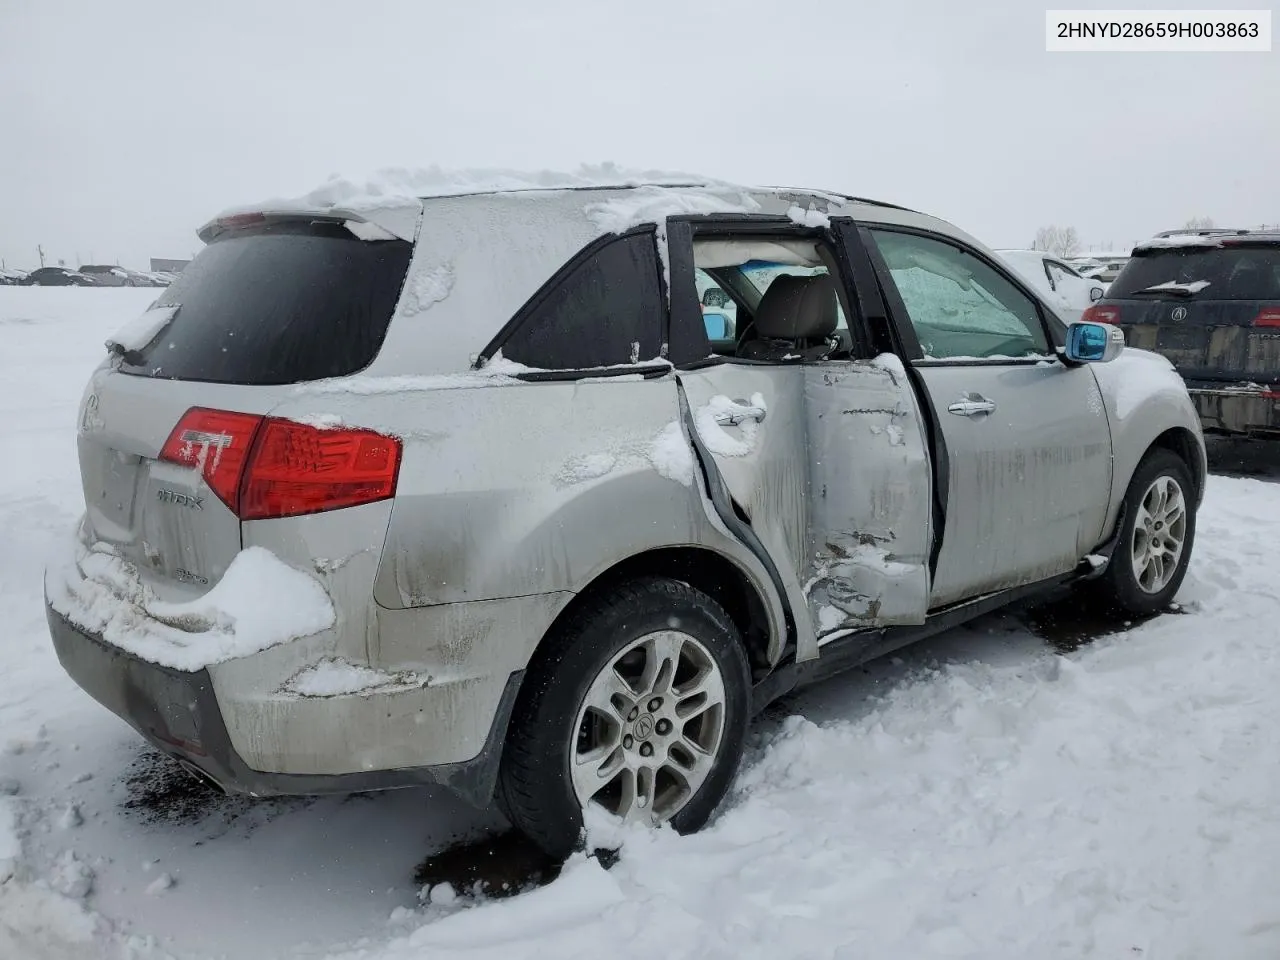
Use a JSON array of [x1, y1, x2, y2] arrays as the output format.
[[102, 305, 173, 356], [284, 659, 422, 698], [1136, 279, 1212, 294], [586, 186, 762, 295], [554, 453, 618, 487], [583, 185, 759, 235], [693, 393, 767, 457], [297, 369, 526, 396], [398, 263, 456, 317], [45, 543, 335, 672], [786, 204, 829, 228], [1135, 233, 1229, 250], [648, 421, 695, 487]]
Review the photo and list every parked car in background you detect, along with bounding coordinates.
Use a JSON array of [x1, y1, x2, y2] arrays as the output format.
[[20, 266, 94, 286], [46, 180, 1205, 860], [0, 268, 28, 286], [1087, 229, 1280, 439], [79, 265, 160, 287], [997, 249, 1106, 323], [1071, 254, 1129, 283]]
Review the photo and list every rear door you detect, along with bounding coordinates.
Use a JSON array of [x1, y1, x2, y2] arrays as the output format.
[[668, 219, 933, 654], [75, 217, 413, 600], [1104, 241, 1280, 385], [857, 225, 1112, 609]]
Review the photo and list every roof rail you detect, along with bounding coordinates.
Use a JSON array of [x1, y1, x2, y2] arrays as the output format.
[[1153, 228, 1252, 238]]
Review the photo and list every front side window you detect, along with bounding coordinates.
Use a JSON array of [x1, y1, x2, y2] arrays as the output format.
[[502, 232, 664, 369], [869, 229, 1049, 360]]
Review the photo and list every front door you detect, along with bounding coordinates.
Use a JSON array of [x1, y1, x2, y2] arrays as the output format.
[[858, 225, 1113, 608]]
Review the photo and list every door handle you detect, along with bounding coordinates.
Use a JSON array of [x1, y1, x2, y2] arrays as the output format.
[[714, 400, 767, 426], [947, 394, 997, 417]]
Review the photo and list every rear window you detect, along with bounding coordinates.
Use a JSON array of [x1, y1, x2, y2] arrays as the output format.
[[1109, 246, 1280, 301], [120, 220, 412, 385]]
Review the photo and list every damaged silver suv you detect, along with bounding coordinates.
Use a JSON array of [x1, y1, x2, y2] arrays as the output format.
[[46, 175, 1206, 857]]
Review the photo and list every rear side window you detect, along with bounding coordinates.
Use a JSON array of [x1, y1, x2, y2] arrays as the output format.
[[500, 232, 664, 369], [120, 220, 412, 385], [1110, 247, 1280, 300]]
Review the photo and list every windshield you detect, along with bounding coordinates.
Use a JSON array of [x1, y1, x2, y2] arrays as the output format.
[[1109, 247, 1280, 300], [119, 220, 412, 385]]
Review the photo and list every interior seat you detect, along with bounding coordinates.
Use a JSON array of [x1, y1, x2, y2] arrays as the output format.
[[736, 273, 840, 362]]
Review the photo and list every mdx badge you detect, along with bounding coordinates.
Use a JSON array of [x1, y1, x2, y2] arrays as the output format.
[[157, 489, 204, 510]]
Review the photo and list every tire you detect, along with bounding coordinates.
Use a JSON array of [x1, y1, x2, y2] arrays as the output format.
[[1091, 448, 1197, 616], [498, 577, 751, 859]]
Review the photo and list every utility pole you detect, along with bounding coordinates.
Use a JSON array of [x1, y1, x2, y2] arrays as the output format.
[[37, 244, 46, 267]]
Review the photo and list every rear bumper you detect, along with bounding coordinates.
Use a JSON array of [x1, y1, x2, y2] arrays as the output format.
[[1186, 381, 1280, 437], [46, 601, 521, 807]]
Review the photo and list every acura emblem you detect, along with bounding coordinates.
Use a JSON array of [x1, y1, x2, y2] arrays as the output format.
[[1171, 306, 1188, 321]]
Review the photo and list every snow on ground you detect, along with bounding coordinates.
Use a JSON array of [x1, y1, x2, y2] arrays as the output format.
[[3, 287, 1280, 959]]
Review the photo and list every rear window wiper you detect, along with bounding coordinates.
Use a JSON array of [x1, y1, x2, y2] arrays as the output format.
[[106, 304, 180, 364], [1126, 281, 1211, 298]]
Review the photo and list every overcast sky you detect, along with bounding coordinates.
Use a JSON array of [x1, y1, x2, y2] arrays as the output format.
[[1, 0, 1276, 270]]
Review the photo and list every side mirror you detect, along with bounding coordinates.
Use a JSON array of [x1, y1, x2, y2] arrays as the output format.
[[1090, 286, 1104, 302], [1064, 320, 1124, 364], [703, 311, 730, 340]]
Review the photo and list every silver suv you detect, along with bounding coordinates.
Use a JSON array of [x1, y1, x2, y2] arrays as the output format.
[[45, 179, 1206, 857]]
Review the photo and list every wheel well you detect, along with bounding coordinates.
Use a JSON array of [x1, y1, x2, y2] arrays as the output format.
[[540, 548, 774, 679], [1149, 426, 1204, 500]]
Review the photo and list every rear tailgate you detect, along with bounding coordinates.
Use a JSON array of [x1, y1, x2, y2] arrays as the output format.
[[1115, 298, 1280, 381], [1105, 241, 1280, 384], [78, 215, 413, 600], [78, 372, 286, 597]]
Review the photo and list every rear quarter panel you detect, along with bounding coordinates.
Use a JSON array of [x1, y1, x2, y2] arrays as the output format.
[[270, 374, 786, 672]]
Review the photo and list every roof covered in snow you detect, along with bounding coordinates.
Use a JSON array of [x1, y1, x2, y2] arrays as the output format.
[[203, 164, 932, 244], [1135, 230, 1280, 252]]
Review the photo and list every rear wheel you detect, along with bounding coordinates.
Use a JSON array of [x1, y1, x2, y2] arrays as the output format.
[[1092, 448, 1196, 616], [498, 577, 751, 859]]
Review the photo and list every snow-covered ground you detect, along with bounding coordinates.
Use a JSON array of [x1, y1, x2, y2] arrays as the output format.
[[3, 287, 1280, 960]]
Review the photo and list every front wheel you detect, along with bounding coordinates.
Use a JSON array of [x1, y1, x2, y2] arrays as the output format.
[[1092, 448, 1197, 616], [498, 577, 751, 859]]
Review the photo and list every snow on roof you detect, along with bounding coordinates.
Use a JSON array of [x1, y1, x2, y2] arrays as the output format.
[[219, 163, 728, 218], [1134, 233, 1229, 251]]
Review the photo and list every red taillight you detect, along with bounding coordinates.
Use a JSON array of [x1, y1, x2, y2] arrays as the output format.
[[1252, 308, 1280, 327], [1082, 304, 1121, 325], [240, 419, 401, 521], [160, 409, 401, 521], [160, 408, 264, 512]]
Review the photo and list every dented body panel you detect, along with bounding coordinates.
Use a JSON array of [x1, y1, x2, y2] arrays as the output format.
[[803, 359, 932, 638]]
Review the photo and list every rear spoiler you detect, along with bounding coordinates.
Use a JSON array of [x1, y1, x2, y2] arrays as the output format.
[[196, 201, 422, 245]]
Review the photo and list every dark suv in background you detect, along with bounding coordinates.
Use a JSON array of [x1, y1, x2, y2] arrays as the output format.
[[1087, 229, 1280, 439]]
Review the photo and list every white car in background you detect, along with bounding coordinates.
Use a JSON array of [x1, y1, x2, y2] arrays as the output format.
[[1071, 254, 1130, 283], [997, 249, 1106, 323]]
